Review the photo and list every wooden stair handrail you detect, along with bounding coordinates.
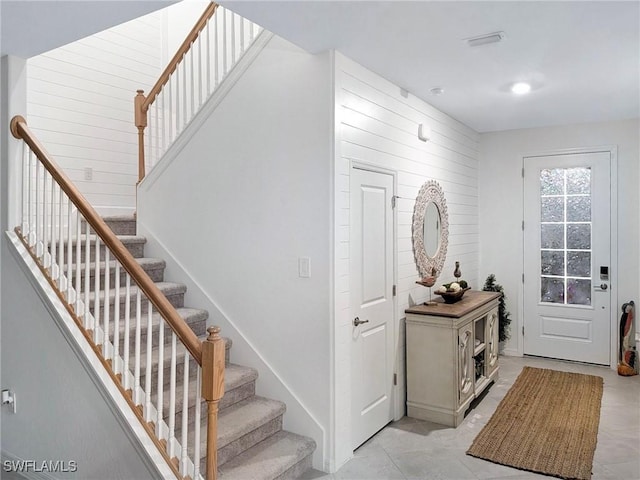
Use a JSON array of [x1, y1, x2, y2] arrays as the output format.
[[141, 2, 218, 114], [10, 115, 203, 365]]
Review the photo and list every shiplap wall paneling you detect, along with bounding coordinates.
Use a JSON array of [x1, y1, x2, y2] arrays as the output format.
[[333, 52, 479, 468], [27, 11, 163, 213]]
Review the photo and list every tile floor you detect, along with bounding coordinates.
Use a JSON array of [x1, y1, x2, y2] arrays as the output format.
[[303, 355, 640, 480]]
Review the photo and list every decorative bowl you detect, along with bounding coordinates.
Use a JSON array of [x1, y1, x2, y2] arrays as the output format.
[[435, 287, 471, 304]]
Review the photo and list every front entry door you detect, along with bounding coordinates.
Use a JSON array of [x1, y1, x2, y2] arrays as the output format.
[[523, 151, 611, 365], [350, 167, 395, 449]]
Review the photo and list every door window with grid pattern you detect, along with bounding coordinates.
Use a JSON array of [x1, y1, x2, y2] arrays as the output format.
[[539, 167, 592, 305]]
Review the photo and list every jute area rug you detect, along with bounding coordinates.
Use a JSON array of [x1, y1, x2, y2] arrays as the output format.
[[467, 366, 603, 480]]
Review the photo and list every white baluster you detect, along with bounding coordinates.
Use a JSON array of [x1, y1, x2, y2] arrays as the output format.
[[83, 222, 91, 327], [168, 331, 177, 459], [223, 9, 228, 76], [113, 262, 121, 373], [214, 12, 219, 87], [190, 46, 195, 118], [94, 236, 101, 343], [134, 289, 142, 406], [240, 15, 245, 54], [180, 352, 189, 475], [170, 72, 174, 142], [183, 57, 188, 128], [123, 274, 131, 390], [161, 89, 167, 158], [50, 183, 57, 281], [175, 70, 181, 139], [206, 21, 211, 96], [156, 318, 165, 438], [27, 151, 34, 245], [145, 304, 153, 422], [21, 142, 28, 235], [43, 172, 50, 268], [75, 212, 82, 313], [57, 189, 65, 290], [35, 160, 42, 257], [231, 12, 236, 65], [193, 366, 202, 480], [66, 200, 73, 302], [198, 34, 203, 108], [103, 249, 110, 357]]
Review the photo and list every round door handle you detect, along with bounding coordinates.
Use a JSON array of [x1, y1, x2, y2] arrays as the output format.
[[353, 317, 369, 327]]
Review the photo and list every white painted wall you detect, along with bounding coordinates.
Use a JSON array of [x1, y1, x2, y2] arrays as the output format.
[[137, 35, 332, 470], [332, 53, 480, 469], [1, 239, 162, 480], [478, 119, 640, 357]]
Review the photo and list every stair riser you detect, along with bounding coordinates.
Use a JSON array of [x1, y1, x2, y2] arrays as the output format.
[[58, 240, 145, 262], [90, 291, 184, 322], [82, 219, 137, 236], [274, 454, 313, 480], [215, 415, 283, 468]]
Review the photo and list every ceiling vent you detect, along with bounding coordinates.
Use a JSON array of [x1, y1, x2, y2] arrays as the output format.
[[466, 31, 505, 47]]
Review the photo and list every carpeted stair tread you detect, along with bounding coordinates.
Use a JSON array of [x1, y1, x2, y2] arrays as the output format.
[[218, 430, 316, 480], [216, 396, 286, 449]]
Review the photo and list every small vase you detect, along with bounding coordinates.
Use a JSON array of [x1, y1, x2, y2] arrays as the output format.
[[454, 261, 461, 280]]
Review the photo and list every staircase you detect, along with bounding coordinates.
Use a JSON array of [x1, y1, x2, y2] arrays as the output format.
[[92, 214, 316, 479]]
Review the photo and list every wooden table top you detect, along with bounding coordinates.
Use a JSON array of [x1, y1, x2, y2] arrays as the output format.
[[405, 290, 501, 318]]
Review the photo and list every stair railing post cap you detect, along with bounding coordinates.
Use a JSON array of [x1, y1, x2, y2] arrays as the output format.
[[207, 326, 221, 341]]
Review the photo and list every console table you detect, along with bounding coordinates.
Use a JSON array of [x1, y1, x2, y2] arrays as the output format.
[[405, 290, 501, 427]]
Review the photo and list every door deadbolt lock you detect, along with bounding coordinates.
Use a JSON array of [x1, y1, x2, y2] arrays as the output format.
[[353, 317, 369, 327]]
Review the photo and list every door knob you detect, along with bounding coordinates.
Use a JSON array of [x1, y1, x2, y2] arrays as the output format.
[[594, 283, 608, 291], [353, 317, 369, 327]]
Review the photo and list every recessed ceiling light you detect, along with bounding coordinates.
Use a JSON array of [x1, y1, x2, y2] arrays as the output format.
[[465, 31, 505, 47], [511, 82, 531, 95], [429, 87, 444, 96]]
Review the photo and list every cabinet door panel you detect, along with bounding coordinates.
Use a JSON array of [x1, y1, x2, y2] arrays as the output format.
[[458, 325, 473, 406], [486, 308, 499, 376]]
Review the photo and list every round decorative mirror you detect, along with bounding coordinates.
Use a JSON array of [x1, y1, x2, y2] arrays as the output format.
[[412, 180, 449, 279]]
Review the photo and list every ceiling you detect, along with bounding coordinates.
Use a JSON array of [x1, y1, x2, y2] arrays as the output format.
[[0, 1, 177, 58], [221, 0, 640, 133]]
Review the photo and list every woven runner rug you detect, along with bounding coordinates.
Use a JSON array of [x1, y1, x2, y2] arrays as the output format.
[[467, 366, 603, 480]]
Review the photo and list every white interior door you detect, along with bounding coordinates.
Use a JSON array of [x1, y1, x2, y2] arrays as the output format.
[[350, 167, 395, 449], [523, 152, 611, 365]]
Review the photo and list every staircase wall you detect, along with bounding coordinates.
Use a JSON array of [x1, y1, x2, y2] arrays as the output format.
[[137, 35, 332, 470], [0, 238, 165, 480]]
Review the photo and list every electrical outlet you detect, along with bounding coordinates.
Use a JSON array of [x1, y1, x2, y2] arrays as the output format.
[[84, 167, 93, 181]]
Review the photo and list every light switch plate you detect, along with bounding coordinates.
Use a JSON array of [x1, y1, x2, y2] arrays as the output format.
[[298, 257, 311, 278]]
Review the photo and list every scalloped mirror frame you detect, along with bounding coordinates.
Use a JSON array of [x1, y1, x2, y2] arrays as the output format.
[[412, 180, 449, 279]]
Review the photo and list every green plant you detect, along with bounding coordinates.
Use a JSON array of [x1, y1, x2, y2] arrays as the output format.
[[483, 274, 511, 342]]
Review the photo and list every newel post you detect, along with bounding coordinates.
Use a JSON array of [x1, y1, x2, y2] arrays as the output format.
[[202, 326, 225, 480], [134, 90, 147, 183]]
